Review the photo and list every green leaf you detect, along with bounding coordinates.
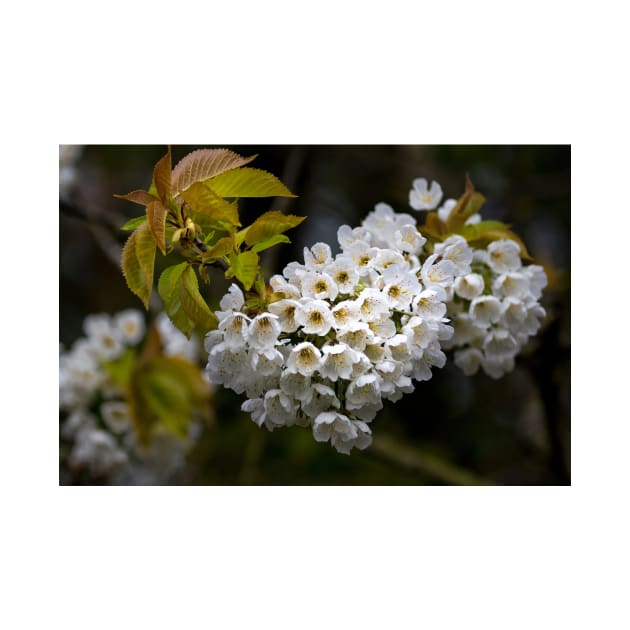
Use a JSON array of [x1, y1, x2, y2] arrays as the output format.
[[251, 233, 291, 253], [180, 181, 241, 229], [102, 348, 136, 390], [153, 147, 172, 202], [461, 222, 533, 261], [179, 266, 218, 332], [121, 215, 147, 231], [202, 236, 235, 259], [228, 250, 259, 290], [244, 210, 305, 246], [114, 190, 159, 206], [146, 200, 168, 255], [128, 355, 209, 444], [207, 168, 296, 198], [121, 222, 156, 309], [158, 263, 195, 338], [171, 148, 257, 195], [456, 220, 511, 241]]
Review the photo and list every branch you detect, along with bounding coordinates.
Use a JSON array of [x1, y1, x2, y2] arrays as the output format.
[[369, 434, 494, 486]]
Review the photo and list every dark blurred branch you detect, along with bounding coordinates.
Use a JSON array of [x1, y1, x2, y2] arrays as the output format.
[[370, 435, 494, 485], [60, 197, 125, 269], [60, 197, 124, 233]]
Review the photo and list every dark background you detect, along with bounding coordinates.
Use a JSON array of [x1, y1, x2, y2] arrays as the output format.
[[60, 145, 570, 485]]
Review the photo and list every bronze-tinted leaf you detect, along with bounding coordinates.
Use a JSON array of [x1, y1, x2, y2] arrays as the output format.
[[114, 190, 159, 206], [171, 148, 256, 194], [146, 200, 168, 254], [445, 176, 486, 232], [420, 211, 447, 241], [153, 146, 172, 202]]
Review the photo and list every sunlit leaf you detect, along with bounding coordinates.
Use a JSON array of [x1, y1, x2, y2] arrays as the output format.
[[121, 222, 156, 309], [102, 347, 136, 390], [128, 355, 209, 444], [171, 148, 256, 194], [244, 210, 305, 246], [207, 168, 296, 198], [228, 250, 259, 290], [179, 266, 218, 332], [121, 215, 147, 231], [158, 263, 195, 338], [456, 220, 510, 240], [202, 236, 234, 259], [251, 233, 291, 253], [180, 181, 241, 228]]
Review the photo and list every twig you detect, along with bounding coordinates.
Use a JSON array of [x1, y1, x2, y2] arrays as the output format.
[[369, 434, 494, 485]]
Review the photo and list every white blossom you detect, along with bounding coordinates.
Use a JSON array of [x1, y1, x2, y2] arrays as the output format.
[[434, 235, 473, 276], [421, 254, 455, 294], [303, 242, 333, 269], [454, 348, 484, 375], [312, 412, 373, 454], [492, 272, 530, 299], [302, 383, 340, 418], [294, 299, 334, 335], [486, 239, 522, 274], [219, 312, 251, 349], [248, 313, 281, 351], [337, 224, 371, 249], [268, 298, 301, 333], [331, 300, 361, 329], [300, 271, 339, 301], [325, 256, 360, 294], [279, 370, 313, 402], [100, 401, 132, 434], [409, 178, 443, 211], [217, 284, 245, 320], [286, 342, 322, 376], [356, 288, 390, 322], [469, 295, 503, 326], [114, 310, 145, 345], [320, 343, 360, 381], [454, 273, 485, 300]]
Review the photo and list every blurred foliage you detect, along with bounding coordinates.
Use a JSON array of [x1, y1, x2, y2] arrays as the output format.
[[60, 145, 570, 485]]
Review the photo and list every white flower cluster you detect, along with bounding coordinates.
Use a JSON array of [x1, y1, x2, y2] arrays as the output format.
[[205, 202, 466, 455], [206, 175, 548, 453], [59, 311, 201, 481], [442, 238, 547, 379], [414, 187, 548, 379]]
